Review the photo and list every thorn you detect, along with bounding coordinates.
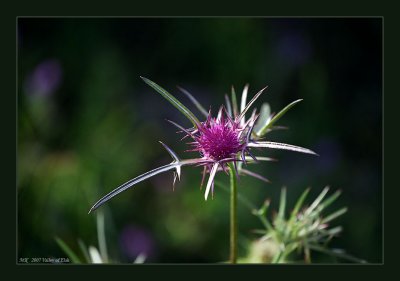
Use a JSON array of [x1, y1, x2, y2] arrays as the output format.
[[173, 172, 177, 191]]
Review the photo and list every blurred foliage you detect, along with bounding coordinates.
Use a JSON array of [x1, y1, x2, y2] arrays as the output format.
[[242, 187, 365, 263], [55, 210, 147, 264], [17, 18, 381, 263]]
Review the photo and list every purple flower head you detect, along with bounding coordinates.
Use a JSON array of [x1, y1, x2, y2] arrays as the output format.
[[89, 77, 318, 213], [195, 112, 243, 161]]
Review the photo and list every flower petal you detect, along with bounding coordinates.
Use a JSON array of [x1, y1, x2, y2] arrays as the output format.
[[204, 163, 219, 201]]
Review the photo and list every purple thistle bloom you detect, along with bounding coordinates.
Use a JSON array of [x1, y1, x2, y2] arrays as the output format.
[[89, 77, 317, 213], [195, 113, 243, 161]]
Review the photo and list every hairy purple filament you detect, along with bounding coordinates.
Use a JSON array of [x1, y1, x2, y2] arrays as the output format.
[[196, 115, 244, 161]]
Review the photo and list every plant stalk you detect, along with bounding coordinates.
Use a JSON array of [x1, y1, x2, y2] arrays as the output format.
[[228, 163, 238, 264]]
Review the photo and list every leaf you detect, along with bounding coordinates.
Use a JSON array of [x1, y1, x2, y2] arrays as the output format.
[[278, 187, 287, 222], [271, 250, 284, 263], [318, 226, 343, 239], [257, 199, 271, 216], [308, 244, 367, 263], [159, 141, 181, 179], [285, 188, 311, 240], [291, 188, 310, 219], [204, 163, 219, 200], [240, 84, 249, 114], [231, 86, 238, 117], [240, 84, 249, 126], [304, 187, 330, 216], [133, 253, 147, 264], [141, 77, 200, 127], [244, 112, 259, 145], [259, 213, 275, 233], [89, 164, 179, 213], [254, 199, 275, 234], [244, 156, 277, 163], [88, 246, 103, 264], [166, 119, 195, 140], [77, 239, 91, 263], [256, 99, 302, 137], [304, 240, 311, 263], [55, 237, 82, 263], [89, 158, 208, 213], [240, 168, 271, 183], [248, 141, 318, 156], [237, 86, 268, 122], [322, 207, 348, 224], [177, 86, 208, 117], [253, 103, 271, 133], [314, 190, 342, 214], [225, 94, 233, 117], [96, 211, 108, 262], [251, 229, 268, 235]]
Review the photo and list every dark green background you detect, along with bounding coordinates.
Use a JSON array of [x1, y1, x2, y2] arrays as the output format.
[[17, 18, 382, 263]]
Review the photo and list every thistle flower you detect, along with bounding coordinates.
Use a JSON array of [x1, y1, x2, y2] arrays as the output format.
[[89, 77, 317, 213]]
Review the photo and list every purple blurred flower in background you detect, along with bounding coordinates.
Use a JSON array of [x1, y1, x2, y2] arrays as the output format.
[[24, 59, 63, 97], [119, 225, 156, 260]]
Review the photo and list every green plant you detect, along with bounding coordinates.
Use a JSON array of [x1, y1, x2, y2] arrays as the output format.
[[56, 211, 146, 264], [244, 187, 366, 263]]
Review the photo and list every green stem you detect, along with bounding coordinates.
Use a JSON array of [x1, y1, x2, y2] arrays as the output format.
[[228, 163, 238, 264]]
